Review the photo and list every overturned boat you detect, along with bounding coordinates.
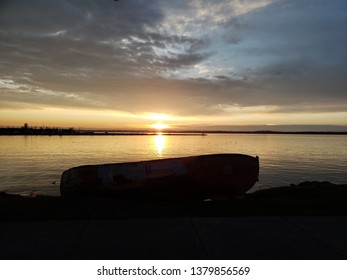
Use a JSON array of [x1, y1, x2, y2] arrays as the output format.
[[60, 154, 259, 200]]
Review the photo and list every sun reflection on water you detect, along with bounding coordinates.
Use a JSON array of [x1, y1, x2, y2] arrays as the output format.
[[154, 133, 166, 157]]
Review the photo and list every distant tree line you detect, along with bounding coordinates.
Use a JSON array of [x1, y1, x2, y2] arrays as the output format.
[[0, 123, 83, 135]]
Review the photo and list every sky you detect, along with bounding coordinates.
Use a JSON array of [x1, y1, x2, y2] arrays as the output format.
[[0, 0, 346, 130]]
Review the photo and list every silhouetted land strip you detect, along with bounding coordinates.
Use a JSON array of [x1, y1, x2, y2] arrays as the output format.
[[0, 126, 206, 136], [0, 126, 80, 136], [1, 126, 346, 136], [1, 181, 346, 221]]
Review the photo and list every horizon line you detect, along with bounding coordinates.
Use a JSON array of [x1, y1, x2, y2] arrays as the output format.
[[1, 125, 347, 135]]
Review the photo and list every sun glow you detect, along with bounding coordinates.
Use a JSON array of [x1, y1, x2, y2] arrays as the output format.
[[146, 113, 172, 121], [151, 123, 169, 130], [146, 113, 171, 130]]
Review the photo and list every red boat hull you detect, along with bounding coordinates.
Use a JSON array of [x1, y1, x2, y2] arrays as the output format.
[[60, 154, 259, 199]]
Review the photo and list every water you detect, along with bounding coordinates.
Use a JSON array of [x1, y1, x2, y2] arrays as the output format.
[[0, 134, 346, 196]]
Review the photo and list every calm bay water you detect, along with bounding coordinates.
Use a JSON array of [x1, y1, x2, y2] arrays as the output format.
[[0, 134, 346, 196]]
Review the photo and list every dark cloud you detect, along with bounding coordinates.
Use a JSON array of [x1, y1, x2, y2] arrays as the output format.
[[214, 75, 230, 80], [0, 0, 202, 76]]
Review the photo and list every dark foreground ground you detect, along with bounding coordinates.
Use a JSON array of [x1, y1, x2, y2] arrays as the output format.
[[1, 181, 347, 259]]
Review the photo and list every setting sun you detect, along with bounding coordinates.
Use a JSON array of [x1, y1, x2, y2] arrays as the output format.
[[151, 123, 169, 130], [146, 113, 172, 130]]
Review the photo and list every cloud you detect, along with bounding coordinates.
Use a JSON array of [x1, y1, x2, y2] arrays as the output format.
[[0, 0, 211, 79], [0, 0, 346, 125]]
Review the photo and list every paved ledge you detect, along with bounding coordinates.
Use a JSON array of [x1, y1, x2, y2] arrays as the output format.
[[1, 216, 346, 260]]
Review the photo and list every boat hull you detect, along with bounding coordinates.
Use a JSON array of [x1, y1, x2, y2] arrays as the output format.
[[60, 154, 259, 199]]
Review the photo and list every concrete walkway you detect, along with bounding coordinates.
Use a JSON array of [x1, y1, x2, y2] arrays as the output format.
[[1, 216, 346, 259]]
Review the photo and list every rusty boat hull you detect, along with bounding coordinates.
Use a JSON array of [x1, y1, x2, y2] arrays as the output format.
[[60, 154, 259, 200]]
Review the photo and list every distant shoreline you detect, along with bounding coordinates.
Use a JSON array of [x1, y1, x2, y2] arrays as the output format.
[[1, 129, 347, 136], [1, 126, 347, 136]]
